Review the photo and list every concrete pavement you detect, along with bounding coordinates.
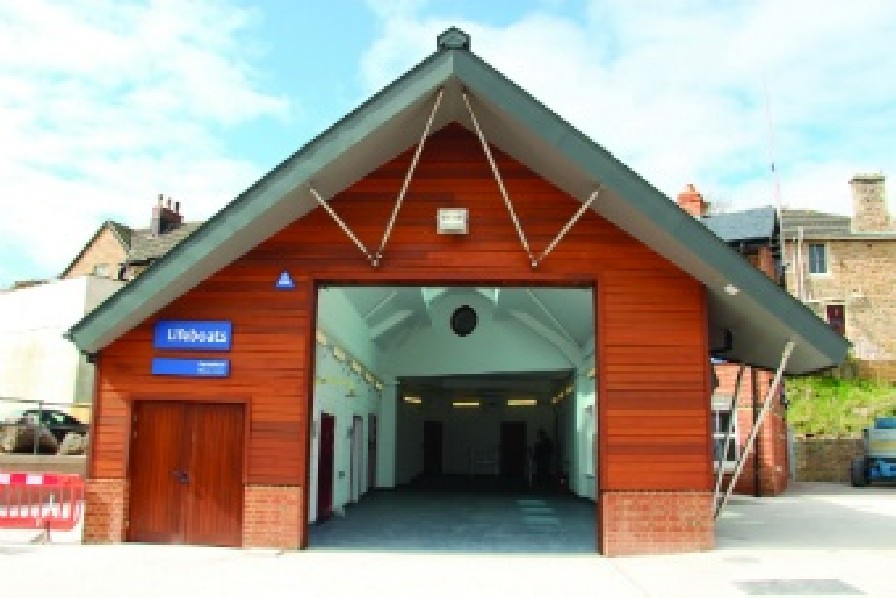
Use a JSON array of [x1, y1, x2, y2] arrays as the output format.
[[2, 482, 894, 597]]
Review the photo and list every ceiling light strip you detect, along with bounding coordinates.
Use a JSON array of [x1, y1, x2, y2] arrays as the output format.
[[308, 186, 374, 264], [534, 187, 602, 267], [461, 90, 535, 267], [375, 87, 445, 267]]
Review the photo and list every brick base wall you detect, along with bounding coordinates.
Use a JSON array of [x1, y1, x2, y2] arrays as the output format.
[[243, 484, 303, 549], [84, 477, 128, 543], [600, 491, 714, 556]]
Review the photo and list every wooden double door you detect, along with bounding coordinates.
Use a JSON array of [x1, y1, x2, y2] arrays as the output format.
[[128, 401, 245, 546]]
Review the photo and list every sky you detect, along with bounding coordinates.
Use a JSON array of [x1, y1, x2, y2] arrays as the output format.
[[1, 0, 895, 287]]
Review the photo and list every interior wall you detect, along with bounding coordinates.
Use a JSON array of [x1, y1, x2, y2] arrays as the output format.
[[310, 288, 381, 522], [396, 398, 556, 482], [381, 290, 575, 376]]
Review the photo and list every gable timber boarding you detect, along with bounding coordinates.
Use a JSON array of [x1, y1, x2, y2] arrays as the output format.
[[67, 28, 847, 556]]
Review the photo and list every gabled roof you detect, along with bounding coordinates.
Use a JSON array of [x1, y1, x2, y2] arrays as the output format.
[[60, 218, 201, 278], [702, 207, 778, 243], [60, 220, 130, 278], [66, 28, 848, 374]]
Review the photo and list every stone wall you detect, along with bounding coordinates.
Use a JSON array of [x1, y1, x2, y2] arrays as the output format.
[[793, 437, 864, 483], [783, 238, 896, 360]]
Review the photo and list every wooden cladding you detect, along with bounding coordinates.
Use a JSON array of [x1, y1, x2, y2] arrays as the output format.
[[92, 123, 710, 492]]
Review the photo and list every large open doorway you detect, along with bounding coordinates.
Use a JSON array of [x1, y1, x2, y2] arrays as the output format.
[[308, 285, 598, 552]]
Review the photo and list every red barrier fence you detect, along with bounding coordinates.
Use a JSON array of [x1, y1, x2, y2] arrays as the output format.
[[0, 472, 85, 533]]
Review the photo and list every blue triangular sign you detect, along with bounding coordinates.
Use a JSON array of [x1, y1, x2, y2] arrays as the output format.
[[275, 271, 296, 290]]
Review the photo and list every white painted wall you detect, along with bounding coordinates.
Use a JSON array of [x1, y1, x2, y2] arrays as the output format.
[[310, 288, 382, 522], [0, 277, 122, 419], [572, 370, 597, 500], [381, 290, 573, 376]]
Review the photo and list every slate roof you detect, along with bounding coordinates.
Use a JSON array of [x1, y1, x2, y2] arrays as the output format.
[[127, 222, 203, 262], [702, 207, 778, 243]]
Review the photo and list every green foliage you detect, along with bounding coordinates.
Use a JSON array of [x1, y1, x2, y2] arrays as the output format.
[[786, 376, 896, 437]]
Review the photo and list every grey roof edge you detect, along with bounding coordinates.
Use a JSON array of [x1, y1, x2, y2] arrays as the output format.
[[66, 51, 458, 351], [451, 52, 848, 371]]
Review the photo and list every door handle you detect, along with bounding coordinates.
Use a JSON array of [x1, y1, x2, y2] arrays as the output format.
[[172, 469, 190, 484]]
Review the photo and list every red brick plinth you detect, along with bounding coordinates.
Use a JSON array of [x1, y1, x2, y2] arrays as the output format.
[[243, 484, 303, 549], [83, 477, 128, 543], [600, 490, 714, 556]]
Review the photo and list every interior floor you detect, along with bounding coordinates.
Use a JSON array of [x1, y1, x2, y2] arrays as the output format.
[[309, 475, 596, 553]]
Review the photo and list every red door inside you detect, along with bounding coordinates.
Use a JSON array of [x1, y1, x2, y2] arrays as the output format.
[[317, 413, 335, 521], [128, 401, 244, 546], [368, 415, 377, 489]]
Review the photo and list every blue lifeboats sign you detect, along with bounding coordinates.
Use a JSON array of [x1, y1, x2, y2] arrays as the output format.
[[151, 358, 230, 377], [153, 320, 232, 351]]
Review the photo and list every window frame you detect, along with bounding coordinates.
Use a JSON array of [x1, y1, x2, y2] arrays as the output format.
[[807, 242, 829, 276], [711, 396, 738, 471]]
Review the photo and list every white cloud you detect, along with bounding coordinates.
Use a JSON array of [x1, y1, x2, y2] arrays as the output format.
[[361, 0, 896, 217], [0, 0, 288, 286]]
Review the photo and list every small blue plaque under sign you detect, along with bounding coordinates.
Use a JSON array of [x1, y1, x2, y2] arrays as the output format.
[[275, 271, 296, 290], [154, 320, 232, 351], [151, 358, 230, 377]]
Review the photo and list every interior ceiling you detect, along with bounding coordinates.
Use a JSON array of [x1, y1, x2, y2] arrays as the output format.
[[340, 286, 594, 360]]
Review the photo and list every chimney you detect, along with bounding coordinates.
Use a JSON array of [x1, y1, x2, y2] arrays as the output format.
[[150, 193, 184, 235], [677, 184, 708, 218], [850, 173, 889, 232]]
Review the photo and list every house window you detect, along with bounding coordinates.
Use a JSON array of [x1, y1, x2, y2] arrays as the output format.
[[92, 263, 110, 277], [807, 243, 828, 274], [711, 406, 737, 468]]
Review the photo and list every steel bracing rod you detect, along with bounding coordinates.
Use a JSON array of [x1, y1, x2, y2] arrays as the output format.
[[461, 90, 535, 266], [309, 186, 374, 264], [712, 362, 747, 505], [534, 188, 602, 267], [375, 88, 445, 267], [715, 340, 795, 519]]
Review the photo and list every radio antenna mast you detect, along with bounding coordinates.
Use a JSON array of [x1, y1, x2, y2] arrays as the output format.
[[764, 79, 788, 286]]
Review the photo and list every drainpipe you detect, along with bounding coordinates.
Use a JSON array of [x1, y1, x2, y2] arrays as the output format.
[[751, 367, 761, 497]]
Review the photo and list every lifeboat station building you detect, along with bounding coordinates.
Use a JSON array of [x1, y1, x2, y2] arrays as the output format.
[[67, 29, 847, 556]]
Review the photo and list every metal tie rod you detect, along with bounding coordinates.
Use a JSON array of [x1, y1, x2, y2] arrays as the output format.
[[715, 340, 795, 518], [533, 187, 602, 267], [461, 90, 535, 266], [375, 88, 445, 267], [309, 186, 374, 265]]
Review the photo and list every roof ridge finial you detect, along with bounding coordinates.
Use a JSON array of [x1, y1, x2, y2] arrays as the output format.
[[437, 27, 470, 51]]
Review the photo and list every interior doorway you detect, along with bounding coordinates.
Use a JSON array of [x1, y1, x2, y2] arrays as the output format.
[[500, 421, 527, 482], [423, 420, 443, 476], [128, 401, 244, 547], [317, 413, 335, 521]]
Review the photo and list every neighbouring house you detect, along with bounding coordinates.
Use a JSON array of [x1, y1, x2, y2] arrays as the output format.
[[65, 28, 846, 556], [678, 185, 790, 496], [61, 196, 201, 282], [781, 173, 896, 380]]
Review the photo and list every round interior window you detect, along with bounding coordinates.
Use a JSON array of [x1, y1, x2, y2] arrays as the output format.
[[450, 305, 478, 337]]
